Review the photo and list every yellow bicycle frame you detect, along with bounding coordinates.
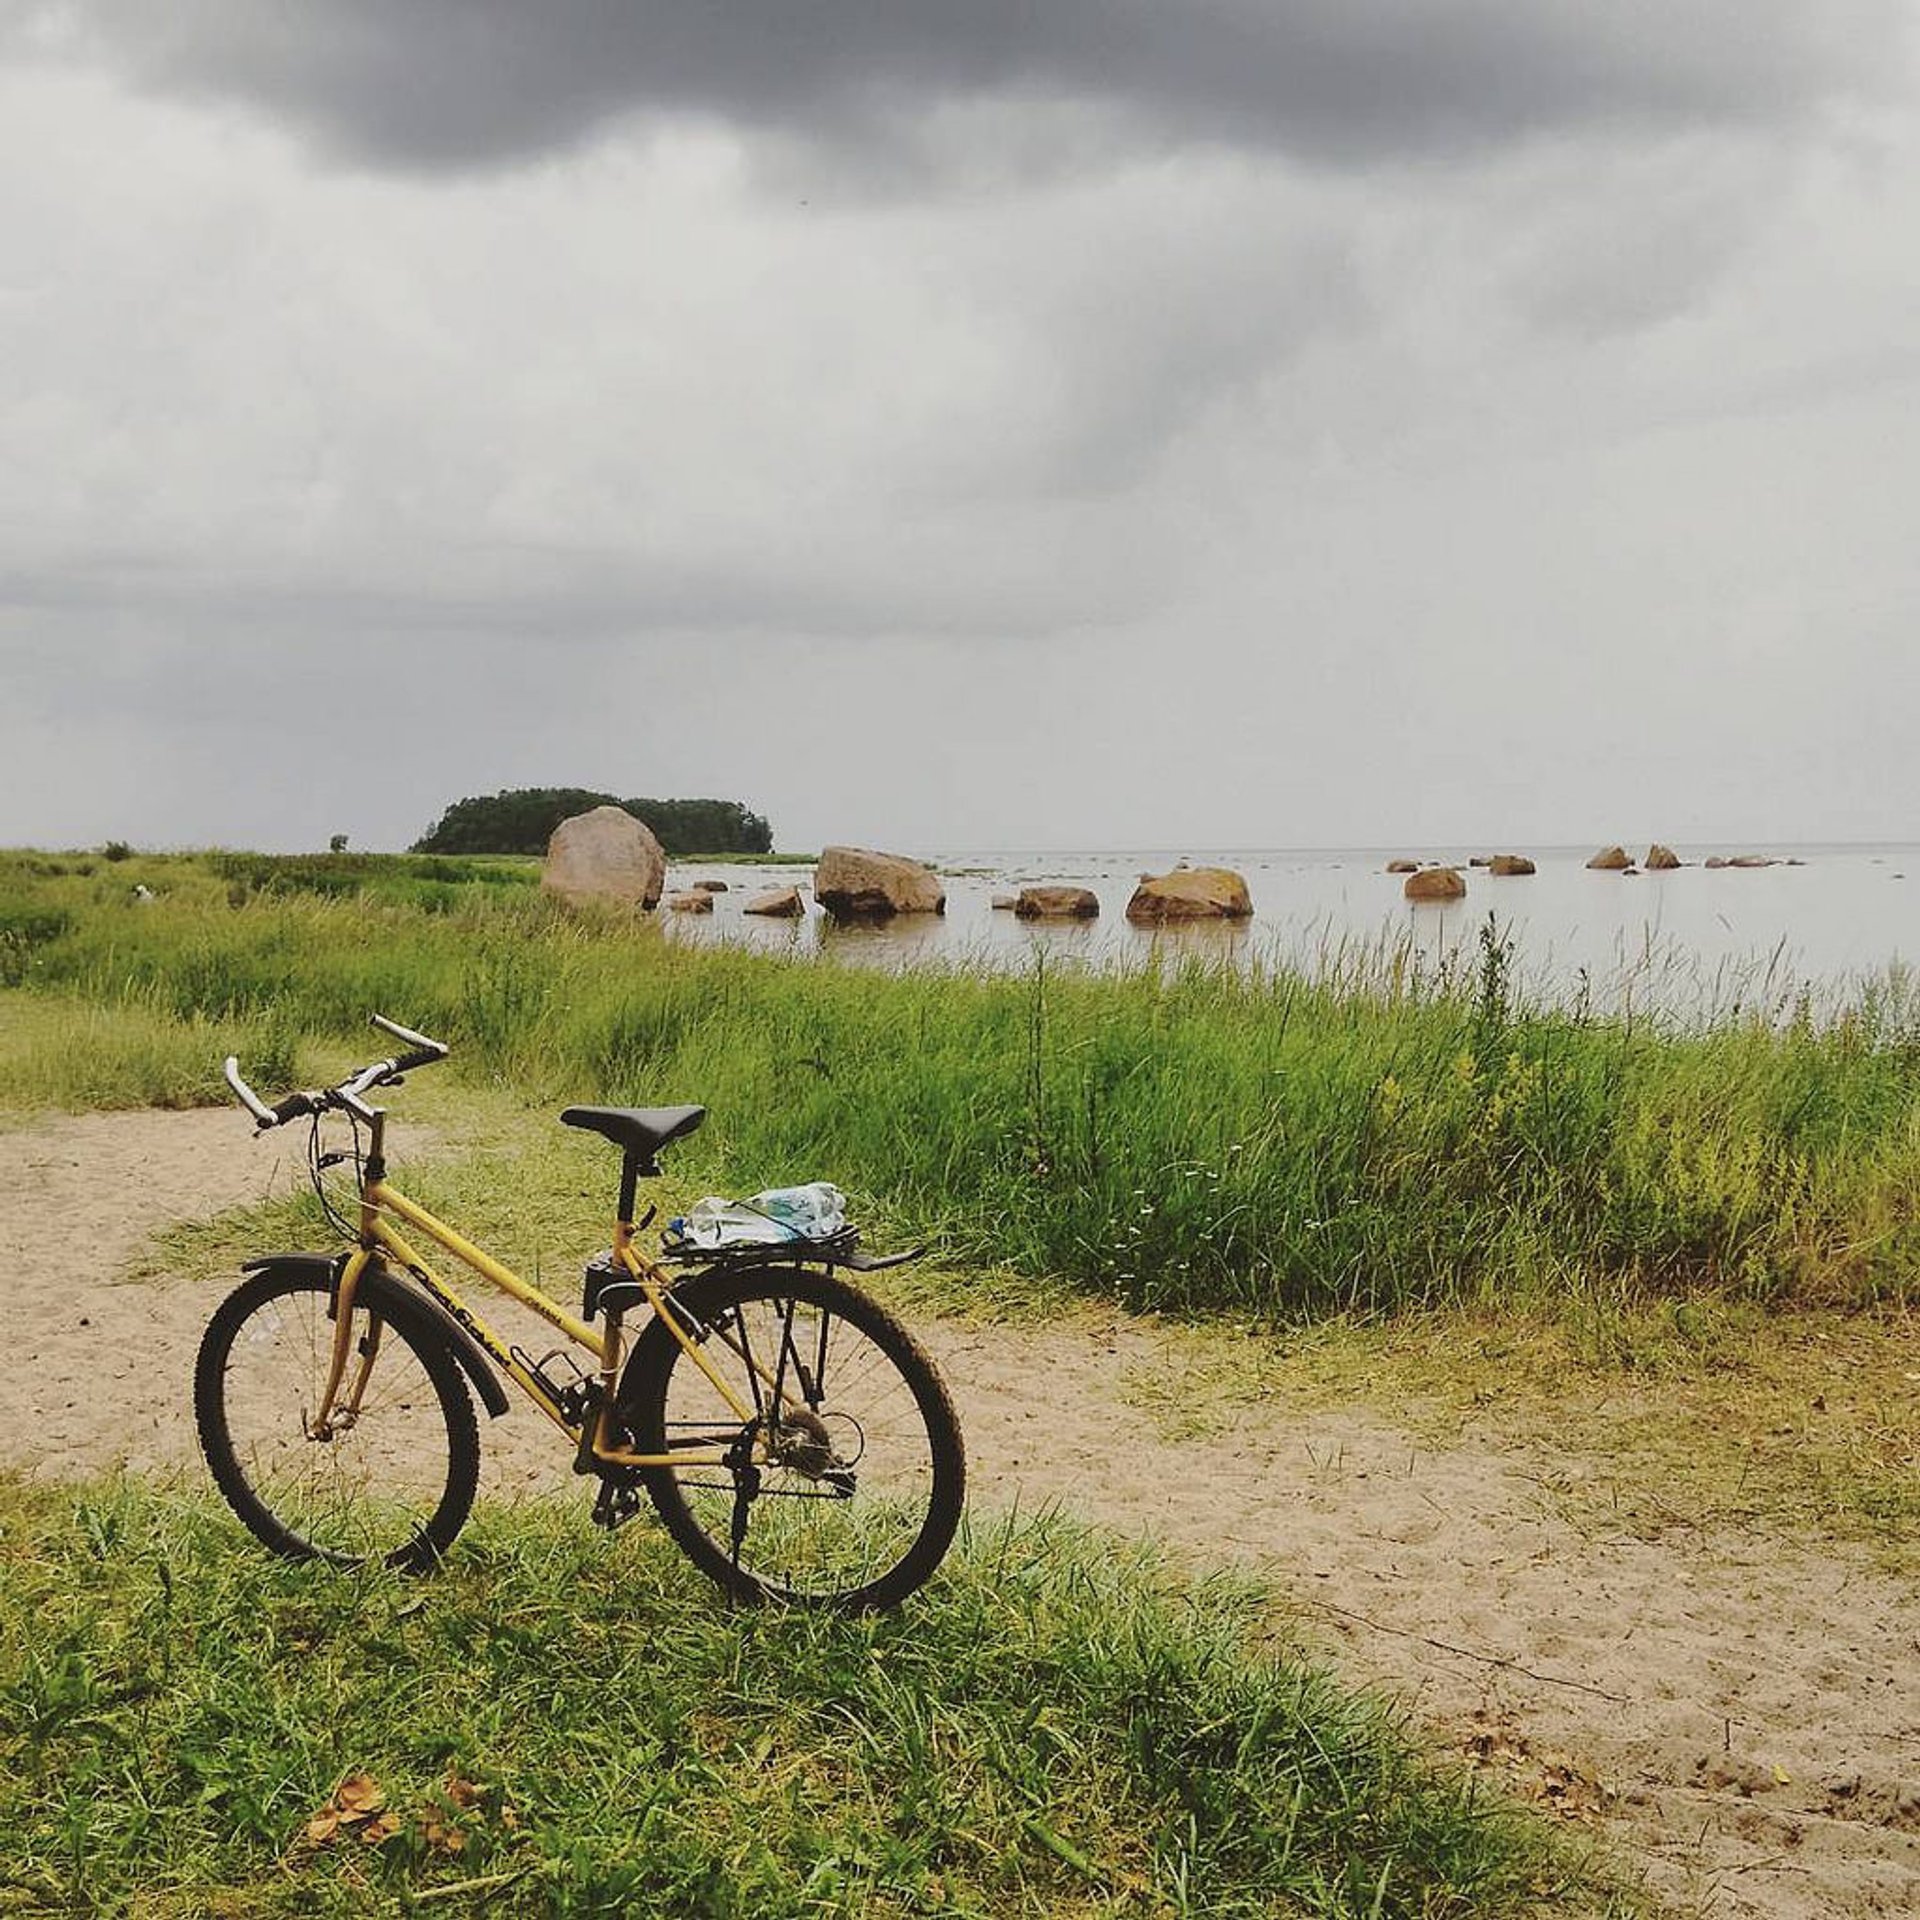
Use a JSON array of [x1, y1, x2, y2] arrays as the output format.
[[311, 1153, 783, 1471]]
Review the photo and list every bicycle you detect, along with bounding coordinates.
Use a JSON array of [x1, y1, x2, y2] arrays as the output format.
[[194, 1015, 966, 1610]]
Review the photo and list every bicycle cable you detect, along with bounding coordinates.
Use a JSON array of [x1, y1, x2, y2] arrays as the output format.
[[307, 1105, 367, 1240]]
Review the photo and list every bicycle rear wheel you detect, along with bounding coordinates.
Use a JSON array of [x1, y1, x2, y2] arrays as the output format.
[[620, 1266, 964, 1610], [194, 1265, 478, 1573]]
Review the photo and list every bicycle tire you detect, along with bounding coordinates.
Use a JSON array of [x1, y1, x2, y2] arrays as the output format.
[[619, 1266, 964, 1610], [195, 1264, 479, 1574]]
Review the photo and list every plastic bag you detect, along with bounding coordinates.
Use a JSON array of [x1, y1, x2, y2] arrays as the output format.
[[669, 1181, 847, 1249]]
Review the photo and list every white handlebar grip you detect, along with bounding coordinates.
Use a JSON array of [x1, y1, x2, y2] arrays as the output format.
[[223, 1056, 277, 1125]]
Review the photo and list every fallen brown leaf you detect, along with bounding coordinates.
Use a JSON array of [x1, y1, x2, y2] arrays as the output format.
[[335, 1773, 386, 1817], [421, 1817, 469, 1855], [443, 1770, 483, 1810]]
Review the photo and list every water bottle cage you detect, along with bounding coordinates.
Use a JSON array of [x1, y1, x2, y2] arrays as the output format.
[[513, 1343, 595, 1424]]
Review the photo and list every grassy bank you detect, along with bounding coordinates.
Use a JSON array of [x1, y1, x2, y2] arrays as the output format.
[[3, 850, 1918, 1319], [0, 1479, 1594, 1918]]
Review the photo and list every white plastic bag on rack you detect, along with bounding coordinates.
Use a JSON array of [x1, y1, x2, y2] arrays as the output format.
[[670, 1181, 847, 1249]]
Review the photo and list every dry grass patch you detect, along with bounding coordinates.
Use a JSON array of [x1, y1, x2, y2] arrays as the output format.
[[1118, 1301, 1920, 1569]]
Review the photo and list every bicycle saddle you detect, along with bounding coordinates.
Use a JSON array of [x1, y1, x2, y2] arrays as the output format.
[[560, 1104, 707, 1165]]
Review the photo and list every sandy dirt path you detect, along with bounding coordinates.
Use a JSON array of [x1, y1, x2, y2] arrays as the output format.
[[4, 1108, 1915, 1919]]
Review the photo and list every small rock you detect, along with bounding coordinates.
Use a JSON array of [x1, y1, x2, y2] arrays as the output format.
[[692, 878, 729, 893], [1488, 854, 1535, 876], [1705, 856, 1728, 869], [1385, 859, 1419, 874], [1645, 844, 1681, 870], [1727, 854, 1776, 868], [990, 893, 1019, 911], [1586, 846, 1631, 871], [665, 890, 713, 913]]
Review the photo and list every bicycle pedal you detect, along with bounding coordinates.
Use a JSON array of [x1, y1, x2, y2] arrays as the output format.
[[591, 1479, 642, 1531]]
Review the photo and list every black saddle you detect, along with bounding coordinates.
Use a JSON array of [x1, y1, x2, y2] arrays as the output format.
[[560, 1104, 706, 1170]]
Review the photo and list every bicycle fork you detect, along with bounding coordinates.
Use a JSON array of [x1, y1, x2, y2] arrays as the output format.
[[311, 1248, 382, 1440]]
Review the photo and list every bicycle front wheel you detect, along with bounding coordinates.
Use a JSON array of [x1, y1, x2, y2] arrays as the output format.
[[620, 1267, 964, 1610], [194, 1265, 479, 1574]]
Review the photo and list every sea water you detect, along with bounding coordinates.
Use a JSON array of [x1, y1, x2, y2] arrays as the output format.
[[662, 844, 1920, 1020]]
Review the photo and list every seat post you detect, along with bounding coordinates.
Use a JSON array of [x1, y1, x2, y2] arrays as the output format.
[[617, 1151, 641, 1232]]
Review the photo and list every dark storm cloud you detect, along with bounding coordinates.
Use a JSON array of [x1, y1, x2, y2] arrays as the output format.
[[51, 1, 1909, 174]]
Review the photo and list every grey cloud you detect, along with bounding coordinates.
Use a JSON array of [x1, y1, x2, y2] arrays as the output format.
[[45, 1, 1911, 175], [0, 504, 1168, 643]]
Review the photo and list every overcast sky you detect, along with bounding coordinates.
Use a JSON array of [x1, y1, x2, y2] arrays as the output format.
[[3, 2, 1917, 855]]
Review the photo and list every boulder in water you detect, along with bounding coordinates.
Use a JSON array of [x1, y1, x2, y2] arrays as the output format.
[[1404, 867, 1467, 901], [1014, 885, 1100, 919], [1125, 867, 1253, 923], [814, 847, 945, 920], [743, 885, 805, 917]]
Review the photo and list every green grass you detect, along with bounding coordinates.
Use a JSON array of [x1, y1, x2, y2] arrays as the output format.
[[0, 1479, 1602, 1918], [3, 849, 1919, 1321]]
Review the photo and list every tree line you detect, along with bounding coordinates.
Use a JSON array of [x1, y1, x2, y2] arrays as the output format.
[[411, 788, 773, 856]]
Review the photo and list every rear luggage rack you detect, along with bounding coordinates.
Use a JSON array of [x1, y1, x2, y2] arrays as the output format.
[[659, 1228, 924, 1274]]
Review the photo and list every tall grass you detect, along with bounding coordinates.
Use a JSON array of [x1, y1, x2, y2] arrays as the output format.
[[3, 851, 1918, 1318], [0, 1479, 1594, 1917]]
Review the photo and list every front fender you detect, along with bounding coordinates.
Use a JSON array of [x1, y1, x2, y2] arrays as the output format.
[[239, 1252, 510, 1420]]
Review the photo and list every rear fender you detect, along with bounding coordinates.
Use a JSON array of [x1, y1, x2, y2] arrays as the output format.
[[238, 1251, 510, 1420]]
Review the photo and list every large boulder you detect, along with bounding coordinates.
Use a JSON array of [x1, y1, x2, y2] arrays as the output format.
[[1403, 867, 1466, 901], [1587, 846, 1631, 871], [1645, 844, 1681, 870], [1488, 854, 1535, 876], [1014, 885, 1099, 920], [813, 846, 945, 920], [1125, 867, 1253, 923], [743, 885, 805, 917], [543, 805, 666, 910]]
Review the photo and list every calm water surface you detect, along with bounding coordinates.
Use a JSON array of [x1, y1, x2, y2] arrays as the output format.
[[662, 844, 1920, 1018]]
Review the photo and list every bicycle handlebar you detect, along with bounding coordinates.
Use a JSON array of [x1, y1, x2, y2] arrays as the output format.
[[225, 1014, 449, 1130]]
